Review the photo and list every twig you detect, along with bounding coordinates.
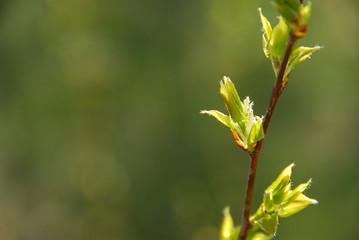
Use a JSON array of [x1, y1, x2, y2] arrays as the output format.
[[238, 30, 298, 240]]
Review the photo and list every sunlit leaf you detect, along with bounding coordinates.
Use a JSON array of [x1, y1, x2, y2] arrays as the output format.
[[278, 194, 318, 218], [220, 206, 234, 240], [247, 117, 264, 151], [289, 46, 321, 69], [301, 1, 312, 23], [272, 181, 290, 205], [256, 213, 278, 235], [265, 163, 294, 194], [273, 0, 300, 23], [258, 8, 272, 58], [269, 17, 290, 60], [258, 8, 272, 40], [200, 110, 232, 128], [263, 190, 274, 213], [220, 76, 245, 123], [202, 76, 263, 152], [282, 179, 312, 207], [229, 225, 241, 240]]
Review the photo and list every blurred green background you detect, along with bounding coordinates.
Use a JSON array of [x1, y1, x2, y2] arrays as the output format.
[[0, 0, 358, 239]]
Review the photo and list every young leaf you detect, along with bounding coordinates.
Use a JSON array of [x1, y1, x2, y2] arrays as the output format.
[[258, 8, 272, 58], [273, 0, 300, 23], [269, 17, 290, 61], [258, 8, 272, 39], [263, 190, 274, 213], [201, 76, 264, 152], [278, 194, 318, 218], [272, 181, 291, 205], [289, 46, 321, 69], [282, 178, 312, 207], [229, 225, 241, 240], [256, 213, 278, 235], [221, 206, 234, 240], [200, 110, 232, 128], [220, 76, 245, 123], [301, 1, 312, 23], [247, 117, 264, 151], [250, 204, 265, 223], [265, 163, 294, 194]]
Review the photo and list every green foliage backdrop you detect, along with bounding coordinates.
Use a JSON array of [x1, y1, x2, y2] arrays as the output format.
[[0, 0, 358, 239]]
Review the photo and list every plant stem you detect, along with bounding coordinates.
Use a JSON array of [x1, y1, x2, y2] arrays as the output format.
[[238, 30, 298, 240]]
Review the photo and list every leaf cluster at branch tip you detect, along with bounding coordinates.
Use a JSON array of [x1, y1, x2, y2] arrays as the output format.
[[219, 163, 318, 239], [201, 76, 264, 152]]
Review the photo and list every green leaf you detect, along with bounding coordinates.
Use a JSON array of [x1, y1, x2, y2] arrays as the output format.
[[220, 76, 245, 123], [258, 8, 272, 39], [229, 225, 241, 240], [241, 97, 253, 131], [201, 76, 263, 152], [266, 163, 294, 194], [258, 8, 272, 58], [282, 179, 312, 207], [256, 213, 278, 235], [278, 194, 318, 218], [289, 46, 321, 69], [250, 204, 265, 223], [273, 0, 300, 23], [200, 110, 232, 129], [272, 181, 290, 205], [247, 117, 264, 151], [263, 190, 274, 213], [269, 16, 290, 60], [220, 206, 234, 240], [301, 1, 312, 24]]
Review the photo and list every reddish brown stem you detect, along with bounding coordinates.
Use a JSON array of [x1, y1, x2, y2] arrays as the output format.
[[238, 31, 298, 240]]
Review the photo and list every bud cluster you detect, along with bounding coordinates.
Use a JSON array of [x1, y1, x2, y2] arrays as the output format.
[[258, 6, 321, 79], [201, 77, 264, 152], [219, 164, 318, 240]]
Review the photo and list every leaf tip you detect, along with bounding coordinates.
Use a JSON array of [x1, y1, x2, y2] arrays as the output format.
[[200, 110, 208, 114]]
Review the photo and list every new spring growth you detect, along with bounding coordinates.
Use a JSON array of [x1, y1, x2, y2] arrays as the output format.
[[219, 164, 318, 239], [221, 206, 234, 240], [251, 163, 318, 235], [201, 76, 264, 152], [258, 7, 321, 78], [272, 0, 312, 38], [220, 207, 271, 240]]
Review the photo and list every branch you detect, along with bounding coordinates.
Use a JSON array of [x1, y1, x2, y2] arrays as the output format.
[[238, 30, 298, 240]]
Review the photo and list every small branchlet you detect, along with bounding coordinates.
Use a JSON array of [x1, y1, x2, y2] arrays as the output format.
[[201, 1, 320, 239]]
